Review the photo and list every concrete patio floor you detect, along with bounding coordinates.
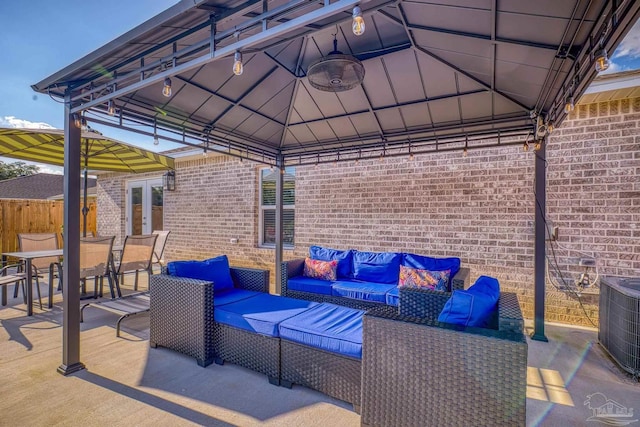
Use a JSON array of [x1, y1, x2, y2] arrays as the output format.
[[1, 279, 638, 426]]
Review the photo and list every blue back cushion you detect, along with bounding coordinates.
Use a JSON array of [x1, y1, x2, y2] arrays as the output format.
[[309, 246, 353, 279], [167, 255, 234, 292], [437, 276, 500, 328], [402, 253, 461, 279], [352, 251, 401, 284]]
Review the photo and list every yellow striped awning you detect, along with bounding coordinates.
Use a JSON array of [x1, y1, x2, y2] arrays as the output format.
[[0, 127, 174, 173]]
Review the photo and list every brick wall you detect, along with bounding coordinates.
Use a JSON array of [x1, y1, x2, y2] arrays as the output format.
[[97, 97, 640, 327]]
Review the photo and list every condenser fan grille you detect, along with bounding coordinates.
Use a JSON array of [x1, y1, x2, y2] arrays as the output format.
[[307, 53, 365, 92]]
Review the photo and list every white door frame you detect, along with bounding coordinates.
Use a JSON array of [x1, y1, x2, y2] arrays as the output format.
[[125, 177, 163, 235]]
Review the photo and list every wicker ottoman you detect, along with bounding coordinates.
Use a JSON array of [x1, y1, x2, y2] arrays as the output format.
[[279, 303, 364, 411]]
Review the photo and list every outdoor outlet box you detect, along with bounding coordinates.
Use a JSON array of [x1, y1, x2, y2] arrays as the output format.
[[579, 257, 596, 267], [230, 238, 238, 244]]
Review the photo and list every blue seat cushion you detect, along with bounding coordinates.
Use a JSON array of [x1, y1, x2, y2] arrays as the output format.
[[279, 303, 364, 359], [214, 288, 262, 307], [331, 280, 396, 304], [167, 255, 234, 292], [352, 251, 401, 284], [309, 246, 353, 279], [287, 276, 334, 295], [438, 276, 500, 328], [385, 286, 399, 306], [214, 293, 318, 337], [402, 253, 461, 281]]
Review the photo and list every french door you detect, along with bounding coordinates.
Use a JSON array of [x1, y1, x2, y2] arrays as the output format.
[[126, 178, 164, 235]]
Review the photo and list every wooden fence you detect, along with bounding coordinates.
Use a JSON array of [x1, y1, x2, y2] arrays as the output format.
[[0, 199, 97, 253]]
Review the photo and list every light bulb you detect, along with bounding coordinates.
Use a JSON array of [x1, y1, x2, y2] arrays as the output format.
[[352, 6, 365, 36], [355, 158, 359, 165], [162, 77, 172, 97], [203, 149, 208, 158], [463, 147, 468, 157], [409, 153, 414, 161], [547, 121, 554, 134], [534, 140, 542, 151], [73, 114, 81, 129], [523, 142, 529, 152], [107, 100, 116, 116], [233, 52, 243, 76], [379, 153, 384, 162], [564, 96, 574, 114], [153, 135, 159, 146], [595, 48, 610, 72]]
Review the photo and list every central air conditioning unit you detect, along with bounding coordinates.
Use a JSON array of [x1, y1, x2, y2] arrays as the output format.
[[599, 276, 640, 378]]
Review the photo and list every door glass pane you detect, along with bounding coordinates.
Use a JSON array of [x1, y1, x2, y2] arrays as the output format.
[[151, 185, 164, 231], [131, 186, 143, 235]]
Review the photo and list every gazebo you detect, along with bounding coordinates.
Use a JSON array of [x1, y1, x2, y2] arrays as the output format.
[[31, 0, 639, 374]]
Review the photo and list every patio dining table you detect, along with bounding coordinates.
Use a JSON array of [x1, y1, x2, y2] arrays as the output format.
[[2, 245, 124, 316]]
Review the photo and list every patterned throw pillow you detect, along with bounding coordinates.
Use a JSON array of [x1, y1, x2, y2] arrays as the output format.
[[399, 265, 451, 291], [303, 258, 338, 281]]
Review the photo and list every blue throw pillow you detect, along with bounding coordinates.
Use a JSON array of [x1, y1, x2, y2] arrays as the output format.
[[309, 246, 353, 279], [402, 253, 461, 280], [352, 251, 401, 284], [167, 255, 235, 292], [437, 276, 500, 328]]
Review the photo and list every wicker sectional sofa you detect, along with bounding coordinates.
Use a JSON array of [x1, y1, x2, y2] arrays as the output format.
[[281, 247, 471, 310], [150, 258, 527, 425]]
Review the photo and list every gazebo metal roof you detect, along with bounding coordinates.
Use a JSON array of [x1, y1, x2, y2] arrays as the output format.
[[33, 0, 640, 164]]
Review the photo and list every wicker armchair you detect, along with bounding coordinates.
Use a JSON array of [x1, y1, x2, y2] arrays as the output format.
[[149, 266, 270, 368], [361, 291, 527, 427]]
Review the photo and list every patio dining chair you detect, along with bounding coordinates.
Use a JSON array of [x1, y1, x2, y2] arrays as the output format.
[[114, 234, 158, 291], [48, 235, 117, 308], [1, 263, 27, 307], [151, 230, 170, 272], [15, 233, 60, 308]]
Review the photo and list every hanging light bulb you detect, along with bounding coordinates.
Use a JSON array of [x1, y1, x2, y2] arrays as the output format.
[[153, 135, 160, 146], [594, 47, 610, 73], [107, 100, 116, 116], [547, 121, 554, 134], [73, 113, 82, 129], [523, 141, 530, 152], [352, 6, 365, 36], [202, 149, 208, 157], [409, 152, 414, 161], [564, 95, 575, 114], [81, 117, 88, 131], [162, 77, 172, 97], [463, 147, 468, 157], [534, 140, 542, 151], [233, 51, 243, 76]]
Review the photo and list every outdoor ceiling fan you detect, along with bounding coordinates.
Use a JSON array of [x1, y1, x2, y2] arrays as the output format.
[[307, 36, 365, 92]]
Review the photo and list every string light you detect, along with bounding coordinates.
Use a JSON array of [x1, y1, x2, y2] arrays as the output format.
[[107, 100, 116, 116], [162, 77, 172, 97], [233, 52, 243, 76], [564, 95, 574, 114], [523, 141, 530, 152], [73, 113, 82, 129], [594, 47, 610, 73], [534, 140, 542, 151], [352, 6, 365, 36], [463, 147, 468, 157]]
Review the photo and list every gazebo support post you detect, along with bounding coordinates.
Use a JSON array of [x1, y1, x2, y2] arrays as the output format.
[[58, 93, 85, 375], [274, 154, 284, 295], [532, 137, 548, 342]]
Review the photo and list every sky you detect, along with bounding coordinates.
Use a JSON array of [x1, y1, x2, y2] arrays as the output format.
[[0, 2, 639, 173]]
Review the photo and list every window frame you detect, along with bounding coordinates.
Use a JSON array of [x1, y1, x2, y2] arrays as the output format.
[[258, 167, 295, 249]]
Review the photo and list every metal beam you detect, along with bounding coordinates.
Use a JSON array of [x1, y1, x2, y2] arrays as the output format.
[[71, 0, 362, 113], [274, 154, 285, 295], [532, 138, 548, 342], [58, 94, 85, 376], [288, 89, 486, 126], [406, 23, 566, 51]]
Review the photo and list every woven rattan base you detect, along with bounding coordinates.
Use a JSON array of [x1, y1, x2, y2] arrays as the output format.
[[280, 339, 361, 410], [213, 323, 281, 384]]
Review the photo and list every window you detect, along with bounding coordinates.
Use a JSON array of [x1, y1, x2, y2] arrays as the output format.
[[260, 167, 295, 247]]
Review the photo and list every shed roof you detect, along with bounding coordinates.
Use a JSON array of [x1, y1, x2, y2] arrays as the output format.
[[32, 0, 640, 165]]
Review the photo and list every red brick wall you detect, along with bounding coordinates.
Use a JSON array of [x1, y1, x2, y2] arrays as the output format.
[[97, 97, 640, 326]]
